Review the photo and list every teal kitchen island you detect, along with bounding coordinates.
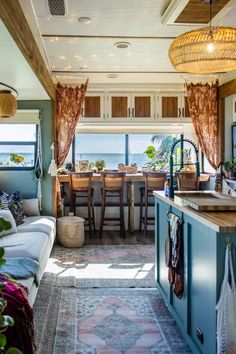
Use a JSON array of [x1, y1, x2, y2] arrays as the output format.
[[154, 191, 236, 354]]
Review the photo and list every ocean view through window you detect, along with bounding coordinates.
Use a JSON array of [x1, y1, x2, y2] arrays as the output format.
[[73, 133, 179, 170], [0, 124, 37, 169]]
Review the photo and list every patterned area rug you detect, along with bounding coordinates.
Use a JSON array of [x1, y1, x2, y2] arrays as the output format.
[[34, 286, 191, 354], [41, 245, 156, 288]]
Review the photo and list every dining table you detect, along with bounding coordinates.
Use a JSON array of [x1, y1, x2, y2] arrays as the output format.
[[58, 172, 211, 232]]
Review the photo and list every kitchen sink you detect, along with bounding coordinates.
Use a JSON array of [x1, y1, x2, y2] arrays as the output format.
[[174, 191, 236, 211]]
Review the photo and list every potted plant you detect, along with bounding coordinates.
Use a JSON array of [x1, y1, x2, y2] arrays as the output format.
[[95, 159, 105, 172], [224, 157, 236, 180]]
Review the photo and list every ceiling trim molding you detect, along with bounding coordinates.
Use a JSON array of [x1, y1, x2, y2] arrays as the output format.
[[52, 71, 183, 74], [42, 34, 177, 40], [0, 0, 55, 100]]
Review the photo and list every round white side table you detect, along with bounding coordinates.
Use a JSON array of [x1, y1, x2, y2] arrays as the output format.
[[57, 216, 85, 248]]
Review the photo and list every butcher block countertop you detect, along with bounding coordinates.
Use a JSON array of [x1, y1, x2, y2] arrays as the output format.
[[154, 191, 236, 234]]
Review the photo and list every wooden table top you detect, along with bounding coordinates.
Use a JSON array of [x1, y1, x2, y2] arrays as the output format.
[[58, 173, 211, 183], [154, 191, 236, 233]]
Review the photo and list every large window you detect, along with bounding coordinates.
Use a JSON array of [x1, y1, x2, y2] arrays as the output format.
[[73, 133, 180, 170], [74, 134, 125, 169], [0, 124, 37, 170]]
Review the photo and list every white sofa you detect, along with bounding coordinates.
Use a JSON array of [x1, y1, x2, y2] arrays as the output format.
[[0, 216, 56, 305]]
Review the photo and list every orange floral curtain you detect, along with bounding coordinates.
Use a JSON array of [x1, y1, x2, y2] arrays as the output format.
[[186, 81, 219, 170], [55, 80, 88, 216]]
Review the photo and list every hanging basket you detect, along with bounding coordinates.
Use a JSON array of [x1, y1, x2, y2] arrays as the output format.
[[0, 90, 17, 118]]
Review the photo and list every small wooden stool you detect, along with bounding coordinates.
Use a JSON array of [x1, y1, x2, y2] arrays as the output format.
[[99, 171, 126, 238]]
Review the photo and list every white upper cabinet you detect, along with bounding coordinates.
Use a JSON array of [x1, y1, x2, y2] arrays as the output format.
[[80, 91, 191, 122]]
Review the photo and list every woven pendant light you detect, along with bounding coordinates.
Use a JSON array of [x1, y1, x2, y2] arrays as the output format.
[[169, 0, 236, 74], [0, 90, 17, 118], [169, 26, 236, 73]]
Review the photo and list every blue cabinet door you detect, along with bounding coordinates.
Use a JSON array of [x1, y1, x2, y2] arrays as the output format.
[[184, 214, 217, 354], [155, 200, 171, 302]]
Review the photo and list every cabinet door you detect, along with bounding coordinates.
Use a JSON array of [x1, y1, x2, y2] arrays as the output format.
[[108, 93, 131, 119], [81, 94, 104, 121], [183, 96, 190, 119], [132, 93, 154, 120], [159, 94, 182, 119], [155, 200, 171, 302], [184, 215, 217, 354]]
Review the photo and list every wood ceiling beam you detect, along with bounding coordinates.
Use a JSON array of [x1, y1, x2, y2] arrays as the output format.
[[219, 78, 236, 98], [0, 0, 55, 100], [42, 34, 177, 40]]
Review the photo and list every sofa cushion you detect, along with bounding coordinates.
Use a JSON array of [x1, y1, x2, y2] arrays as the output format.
[[0, 209, 17, 237], [17, 216, 56, 241], [1, 231, 48, 262], [9, 191, 25, 225], [23, 199, 40, 217]]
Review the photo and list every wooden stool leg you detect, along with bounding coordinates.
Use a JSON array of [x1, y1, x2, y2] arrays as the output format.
[[91, 196, 96, 231], [144, 191, 148, 238], [73, 194, 76, 216], [99, 190, 106, 239], [139, 191, 143, 232], [120, 190, 126, 238], [88, 193, 92, 238]]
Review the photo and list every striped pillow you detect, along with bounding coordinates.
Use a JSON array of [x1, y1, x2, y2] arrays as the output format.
[[0, 190, 10, 210]]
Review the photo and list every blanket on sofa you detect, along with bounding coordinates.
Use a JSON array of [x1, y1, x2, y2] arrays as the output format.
[[1, 257, 39, 285], [0, 274, 36, 354]]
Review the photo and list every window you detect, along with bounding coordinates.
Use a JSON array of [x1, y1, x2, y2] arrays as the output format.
[[0, 124, 37, 170], [128, 134, 179, 170], [74, 134, 125, 169], [73, 133, 180, 171]]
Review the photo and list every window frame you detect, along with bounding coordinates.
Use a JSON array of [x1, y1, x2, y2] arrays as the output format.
[[0, 125, 38, 171]]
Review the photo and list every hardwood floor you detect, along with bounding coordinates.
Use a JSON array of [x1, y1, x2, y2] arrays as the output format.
[[84, 230, 155, 245]]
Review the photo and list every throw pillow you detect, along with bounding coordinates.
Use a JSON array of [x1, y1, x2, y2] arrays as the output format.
[[9, 191, 25, 226], [0, 209, 17, 238], [0, 190, 10, 210], [23, 198, 40, 216]]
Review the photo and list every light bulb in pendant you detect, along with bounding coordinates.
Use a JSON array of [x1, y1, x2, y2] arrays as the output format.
[[207, 42, 214, 53]]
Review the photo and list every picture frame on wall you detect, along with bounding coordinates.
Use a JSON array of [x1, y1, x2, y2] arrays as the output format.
[[232, 124, 236, 158]]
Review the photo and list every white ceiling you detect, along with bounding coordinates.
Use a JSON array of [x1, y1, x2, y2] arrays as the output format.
[[30, 0, 236, 86], [0, 20, 49, 100]]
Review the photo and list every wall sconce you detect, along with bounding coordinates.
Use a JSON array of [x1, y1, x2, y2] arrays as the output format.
[[0, 82, 18, 118]]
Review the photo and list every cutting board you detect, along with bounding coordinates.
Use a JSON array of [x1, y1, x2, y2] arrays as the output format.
[[183, 195, 236, 211]]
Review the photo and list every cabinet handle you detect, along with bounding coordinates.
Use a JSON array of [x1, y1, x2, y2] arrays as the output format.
[[132, 108, 135, 117], [178, 108, 181, 117], [81, 107, 84, 117], [103, 113, 105, 119], [157, 113, 159, 118], [128, 108, 131, 117], [107, 113, 109, 118], [182, 107, 185, 117]]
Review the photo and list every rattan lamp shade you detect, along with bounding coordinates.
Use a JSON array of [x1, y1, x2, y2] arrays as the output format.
[[0, 90, 17, 118], [169, 26, 236, 73]]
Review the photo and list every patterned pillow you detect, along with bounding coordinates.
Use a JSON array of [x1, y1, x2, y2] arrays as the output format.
[[0, 190, 10, 210], [9, 191, 25, 226]]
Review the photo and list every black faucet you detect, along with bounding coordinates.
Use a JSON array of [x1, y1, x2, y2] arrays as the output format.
[[169, 137, 200, 198]]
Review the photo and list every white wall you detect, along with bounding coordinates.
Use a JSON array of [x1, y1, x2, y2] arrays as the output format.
[[225, 94, 236, 160]]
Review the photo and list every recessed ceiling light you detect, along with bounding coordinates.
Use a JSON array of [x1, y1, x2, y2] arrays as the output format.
[[58, 55, 66, 60], [79, 65, 88, 70], [107, 73, 119, 79], [78, 17, 91, 24], [114, 41, 131, 49], [75, 55, 82, 60], [109, 53, 115, 57]]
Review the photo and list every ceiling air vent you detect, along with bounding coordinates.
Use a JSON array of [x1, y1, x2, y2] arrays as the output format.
[[47, 0, 67, 16]]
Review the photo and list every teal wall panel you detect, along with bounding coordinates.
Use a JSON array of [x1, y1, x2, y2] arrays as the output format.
[[0, 100, 53, 215]]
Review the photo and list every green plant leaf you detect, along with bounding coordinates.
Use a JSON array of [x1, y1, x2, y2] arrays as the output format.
[[0, 218, 12, 233], [7, 348, 23, 354], [0, 333, 6, 348], [0, 258, 6, 266], [0, 247, 4, 258]]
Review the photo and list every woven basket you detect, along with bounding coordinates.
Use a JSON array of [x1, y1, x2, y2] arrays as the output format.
[[0, 90, 17, 118], [118, 166, 137, 174]]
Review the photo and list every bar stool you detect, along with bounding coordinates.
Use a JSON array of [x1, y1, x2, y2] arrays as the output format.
[[99, 171, 126, 238], [176, 171, 199, 191], [69, 172, 95, 238], [140, 171, 167, 237]]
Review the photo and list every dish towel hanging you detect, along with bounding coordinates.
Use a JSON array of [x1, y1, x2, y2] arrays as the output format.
[[216, 244, 236, 354], [166, 212, 184, 299]]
